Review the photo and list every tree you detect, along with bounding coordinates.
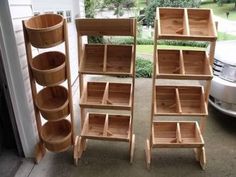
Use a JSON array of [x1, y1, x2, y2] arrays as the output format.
[[145, 0, 201, 26], [103, 0, 135, 18]]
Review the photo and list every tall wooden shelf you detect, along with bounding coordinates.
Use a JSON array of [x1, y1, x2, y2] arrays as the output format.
[[22, 14, 76, 163], [145, 7, 217, 170], [74, 18, 136, 165]]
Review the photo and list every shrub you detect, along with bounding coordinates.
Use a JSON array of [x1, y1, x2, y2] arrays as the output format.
[[136, 57, 153, 78]]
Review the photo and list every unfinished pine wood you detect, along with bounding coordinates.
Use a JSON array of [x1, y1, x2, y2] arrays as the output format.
[[152, 121, 204, 148], [31, 51, 66, 86], [24, 14, 64, 48], [35, 85, 69, 121], [156, 49, 213, 80], [75, 18, 136, 36], [81, 113, 131, 141], [80, 82, 132, 110], [80, 44, 105, 73], [41, 119, 72, 152]]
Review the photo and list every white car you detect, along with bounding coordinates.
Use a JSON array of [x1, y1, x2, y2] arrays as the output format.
[[209, 40, 236, 117]]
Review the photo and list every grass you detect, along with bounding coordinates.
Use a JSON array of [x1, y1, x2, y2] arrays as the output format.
[[137, 0, 147, 8], [201, 2, 236, 20], [218, 31, 236, 40]]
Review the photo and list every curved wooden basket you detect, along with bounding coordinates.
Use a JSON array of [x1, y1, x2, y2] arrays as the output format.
[[24, 14, 64, 48], [41, 119, 71, 152], [31, 51, 66, 86], [35, 86, 69, 121]]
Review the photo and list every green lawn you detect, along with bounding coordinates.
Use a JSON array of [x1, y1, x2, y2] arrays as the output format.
[[218, 31, 236, 40], [201, 2, 236, 20], [137, 0, 147, 8]]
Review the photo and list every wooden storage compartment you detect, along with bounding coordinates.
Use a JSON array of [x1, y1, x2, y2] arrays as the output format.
[[81, 44, 105, 73], [153, 122, 204, 147], [106, 45, 133, 74], [107, 83, 131, 107], [35, 86, 69, 121], [83, 82, 106, 105], [153, 122, 177, 145], [158, 8, 186, 36], [157, 50, 181, 75], [155, 86, 178, 114], [188, 9, 214, 37], [183, 50, 211, 76], [31, 51, 66, 86], [107, 115, 130, 140], [179, 122, 203, 145], [24, 14, 64, 48], [82, 113, 106, 137], [178, 87, 206, 115], [41, 119, 71, 152]]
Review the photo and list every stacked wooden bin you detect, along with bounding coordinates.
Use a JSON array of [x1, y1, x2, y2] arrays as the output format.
[[145, 8, 217, 169], [74, 19, 136, 164], [23, 14, 75, 163]]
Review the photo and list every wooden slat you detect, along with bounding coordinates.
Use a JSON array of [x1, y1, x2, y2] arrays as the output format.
[[76, 18, 135, 36]]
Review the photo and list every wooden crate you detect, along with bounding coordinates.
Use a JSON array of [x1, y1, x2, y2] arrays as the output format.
[[107, 114, 130, 140], [41, 119, 72, 152], [156, 49, 212, 80], [155, 86, 178, 114], [80, 82, 132, 110], [154, 86, 207, 116], [81, 113, 106, 137], [183, 50, 212, 78], [178, 87, 207, 115], [24, 14, 64, 48], [107, 83, 132, 107], [106, 45, 133, 74], [81, 113, 130, 141], [188, 9, 215, 37], [157, 8, 186, 36], [35, 86, 69, 121], [152, 121, 204, 148], [80, 82, 106, 105], [80, 44, 105, 73], [31, 51, 66, 86]]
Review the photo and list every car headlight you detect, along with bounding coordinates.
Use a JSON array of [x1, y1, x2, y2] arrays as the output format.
[[220, 64, 236, 82]]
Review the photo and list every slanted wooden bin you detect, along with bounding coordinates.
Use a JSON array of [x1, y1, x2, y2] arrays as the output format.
[[74, 18, 136, 165], [145, 7, 217, 170], [22, 14, 76, 163]]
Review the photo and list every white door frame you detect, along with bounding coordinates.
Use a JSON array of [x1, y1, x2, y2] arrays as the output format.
[[0, 0, 37, 157]]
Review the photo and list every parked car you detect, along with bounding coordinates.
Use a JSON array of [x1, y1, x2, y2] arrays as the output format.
[[209, 40, 236, 117]]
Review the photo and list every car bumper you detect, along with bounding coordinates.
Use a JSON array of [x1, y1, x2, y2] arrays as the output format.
[[210, 76, 236, 117]]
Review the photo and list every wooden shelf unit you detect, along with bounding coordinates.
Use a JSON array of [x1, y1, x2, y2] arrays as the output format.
[[145, 7, 217, 170], [23, 14, 76, 163], [74, 18, 136, 164]]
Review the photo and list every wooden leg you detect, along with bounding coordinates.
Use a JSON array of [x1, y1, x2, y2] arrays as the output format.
[[83, 139, 88, 151], [200, 147, 206, 170], [78, 137, 86, 159], [34, 142, 46, 164], [129, 134, 135, 164], [145, 139, 151, 169], [194, 148, 201, 162], [73, 136, 79, 166]]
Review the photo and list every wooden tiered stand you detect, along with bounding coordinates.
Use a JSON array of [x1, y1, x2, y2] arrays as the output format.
[[145, 8, 217, 169], [74, 18, 136, 165], [22, 14, 76, 163]]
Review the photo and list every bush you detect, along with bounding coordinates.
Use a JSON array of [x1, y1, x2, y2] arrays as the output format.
[[88, 36, 104, 44], [145, 0, 201, 26], [136, 57, 153, 78], [157, 40, 208, 48]]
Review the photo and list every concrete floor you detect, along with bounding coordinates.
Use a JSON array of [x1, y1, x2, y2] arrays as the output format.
[[15, 78, 236, 177]]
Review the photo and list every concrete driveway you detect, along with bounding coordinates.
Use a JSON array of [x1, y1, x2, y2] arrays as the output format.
[[15, 78, 236, 177]]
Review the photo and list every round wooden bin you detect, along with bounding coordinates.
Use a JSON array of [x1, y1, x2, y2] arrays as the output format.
[[41, 119, 72, 152], [35, 86, 69, 121], [31, 51, 66, 86], [24, 14, 64, 48]]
